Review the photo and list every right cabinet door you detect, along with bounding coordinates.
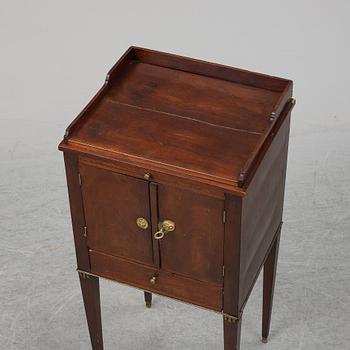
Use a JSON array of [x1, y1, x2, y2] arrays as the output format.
[[157, 184, 225, 284]]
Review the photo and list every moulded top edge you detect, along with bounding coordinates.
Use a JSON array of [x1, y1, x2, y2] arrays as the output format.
[[108, 46, 292, 94]]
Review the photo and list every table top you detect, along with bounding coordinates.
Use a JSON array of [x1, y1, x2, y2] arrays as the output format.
[[60, 47, 293, 189]]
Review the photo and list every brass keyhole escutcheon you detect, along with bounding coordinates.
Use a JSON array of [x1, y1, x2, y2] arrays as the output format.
[[150, 276, 157, 285], [154, 219, 176, 240], [136, 217, 149, 230]]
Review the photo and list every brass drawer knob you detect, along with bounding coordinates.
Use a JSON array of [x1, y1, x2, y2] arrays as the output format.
[[136, 217, 149, 230], [150, 276, 157, 285], [154, 220, 175, 240]]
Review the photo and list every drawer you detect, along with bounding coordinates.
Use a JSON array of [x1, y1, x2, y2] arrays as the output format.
[[89, 250, 223, 311]]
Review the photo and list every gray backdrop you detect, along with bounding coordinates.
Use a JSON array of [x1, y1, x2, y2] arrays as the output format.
[[1, 1, 349, 349]]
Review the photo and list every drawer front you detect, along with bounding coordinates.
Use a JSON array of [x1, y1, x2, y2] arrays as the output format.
[[157, 184, 225, 284], [80, 163, 154, 266], [89, 250, 222, 311]]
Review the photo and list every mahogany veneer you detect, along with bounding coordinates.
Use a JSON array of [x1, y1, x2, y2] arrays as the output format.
[[59, 46, 295, 349]]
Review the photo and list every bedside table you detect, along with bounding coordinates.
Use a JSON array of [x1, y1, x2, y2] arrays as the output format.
[[59, 46, 295, 350]]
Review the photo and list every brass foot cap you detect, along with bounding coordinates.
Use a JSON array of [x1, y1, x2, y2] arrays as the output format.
[[262, 337, 268, 344], [146, 301, 152, 308]]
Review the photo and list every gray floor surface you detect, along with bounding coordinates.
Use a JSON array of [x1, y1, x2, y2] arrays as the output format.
[[1, 1, 350, 349]]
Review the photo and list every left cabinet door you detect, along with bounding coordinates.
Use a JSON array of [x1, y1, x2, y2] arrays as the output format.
[[80, 162, 154, 266]]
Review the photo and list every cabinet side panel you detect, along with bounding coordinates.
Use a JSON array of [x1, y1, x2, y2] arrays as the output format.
[[63, 152, 90, 270], [240, 113, 291, 307]]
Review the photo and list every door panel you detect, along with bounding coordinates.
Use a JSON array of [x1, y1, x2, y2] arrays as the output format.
[[158, 184, 225, 284], [80, 163, 153, 265]]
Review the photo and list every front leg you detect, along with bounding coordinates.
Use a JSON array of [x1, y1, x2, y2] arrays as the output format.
[[223, 315, 242, 350], [79, 272, 103, 350]]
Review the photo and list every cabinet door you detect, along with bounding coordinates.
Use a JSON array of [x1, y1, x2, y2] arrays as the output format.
[[157, 185, 225, 284], [80, 163, 154, 266]]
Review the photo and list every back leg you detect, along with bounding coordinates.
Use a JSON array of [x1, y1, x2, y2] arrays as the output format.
[[144, 291, 152, 308]]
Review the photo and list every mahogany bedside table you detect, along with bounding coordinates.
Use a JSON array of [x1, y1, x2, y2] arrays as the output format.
[[59, 47, 295, 350]]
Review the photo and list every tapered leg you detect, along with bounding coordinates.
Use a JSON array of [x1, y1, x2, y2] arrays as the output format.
[[224, 317, 242, 350], [262, 232, 281, 343], [144, 291, 152, 308], [79, 272, 103, 350]]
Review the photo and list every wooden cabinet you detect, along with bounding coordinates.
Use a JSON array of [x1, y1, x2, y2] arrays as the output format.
[[59, 46, 295, 349]]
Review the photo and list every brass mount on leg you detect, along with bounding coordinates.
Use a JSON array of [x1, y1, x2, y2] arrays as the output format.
[[222, 311, 243, 324], [78, 271, 91, 279]]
